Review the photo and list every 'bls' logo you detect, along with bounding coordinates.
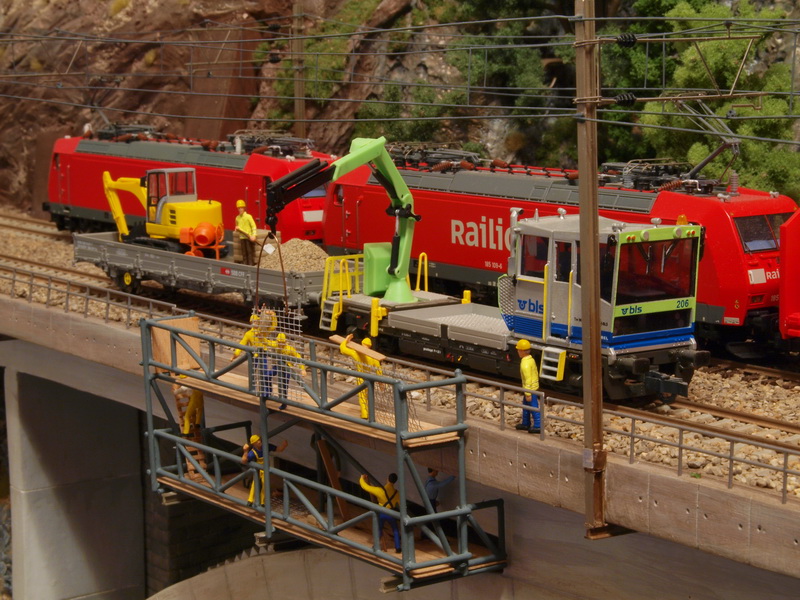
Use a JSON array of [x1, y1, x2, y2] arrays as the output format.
[[518, 298, 544, 314], [620, 305, 643, 315]]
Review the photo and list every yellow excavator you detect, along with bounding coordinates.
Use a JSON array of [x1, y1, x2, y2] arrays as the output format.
[[102, 167, 226, 259]]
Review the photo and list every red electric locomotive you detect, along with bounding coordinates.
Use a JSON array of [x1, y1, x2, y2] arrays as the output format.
[[45, 126, 331, 242], [325, 148, 800, 355], [779, 208, 800, 343]]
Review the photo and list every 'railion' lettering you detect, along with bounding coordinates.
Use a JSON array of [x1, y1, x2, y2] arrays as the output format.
[[451, 217, 511, 251]]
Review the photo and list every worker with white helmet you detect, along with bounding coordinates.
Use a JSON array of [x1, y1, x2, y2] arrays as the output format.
[[235, 198, 257, 265], [514, 339, 541, 434]]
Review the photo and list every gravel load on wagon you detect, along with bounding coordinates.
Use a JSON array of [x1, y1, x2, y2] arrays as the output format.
[[258, 238, 329, 272]]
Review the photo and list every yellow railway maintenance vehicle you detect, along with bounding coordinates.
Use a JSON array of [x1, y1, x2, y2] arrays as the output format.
[[103, 167, 226, 259]]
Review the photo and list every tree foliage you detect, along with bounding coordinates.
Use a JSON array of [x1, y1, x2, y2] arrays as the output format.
[[354, 83, 455, 141], [266, 0, 384, 115], [634, 0, 800, 199], [355, 4, 549, 148], [290, 0, 799, 197]]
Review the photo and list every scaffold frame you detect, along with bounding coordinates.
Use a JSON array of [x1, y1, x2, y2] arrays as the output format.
[[140, 313, 506, 591]]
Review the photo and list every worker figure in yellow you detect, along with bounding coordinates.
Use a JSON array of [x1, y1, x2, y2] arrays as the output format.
[[339, 334, 382, 419], [172, 376, 204, 435], [235, 199, 257, 265], [514, 339, 541, 434], [232, 310, 277, 397], [241, 434, 288, 507], [359, 472, 401, 553], [266, 333, 306, 410]]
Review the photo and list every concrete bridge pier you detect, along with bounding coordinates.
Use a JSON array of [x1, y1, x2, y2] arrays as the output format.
[[5, 369, 144, 599]]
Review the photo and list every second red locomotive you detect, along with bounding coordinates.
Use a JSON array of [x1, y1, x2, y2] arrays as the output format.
[[324, 149, 800, 355]]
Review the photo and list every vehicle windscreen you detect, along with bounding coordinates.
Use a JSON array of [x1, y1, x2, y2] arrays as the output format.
[[615, 237, 698, 305], [302, 185, 326, 198], [168, 171, 196, 196], [520, 235, 549, 279], [734, 213, 794, 252]]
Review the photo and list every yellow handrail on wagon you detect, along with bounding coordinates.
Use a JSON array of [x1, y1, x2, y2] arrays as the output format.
[[321, 254, 363, 331], [414, 252, 429, 292]]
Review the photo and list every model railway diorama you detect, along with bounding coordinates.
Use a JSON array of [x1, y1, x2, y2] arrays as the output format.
[[71, 136, 717, 402], [50, 124, 800, 359]]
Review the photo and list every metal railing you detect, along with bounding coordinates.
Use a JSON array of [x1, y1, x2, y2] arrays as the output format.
[[140, 315, 466, 439], [3, 263, 799, 504], [0, 262, 244, 337], [451, 377, 800, 505]]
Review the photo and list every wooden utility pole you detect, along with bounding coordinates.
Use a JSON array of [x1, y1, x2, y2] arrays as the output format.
[[574, 0, 608, 537], [292, 3, 306, 138]]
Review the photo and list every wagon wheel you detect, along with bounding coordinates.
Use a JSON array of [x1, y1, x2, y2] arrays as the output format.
[[115, 270, 141, 294]]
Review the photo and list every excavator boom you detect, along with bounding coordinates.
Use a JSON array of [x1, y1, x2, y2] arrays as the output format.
[[102, 171, 148, 240]]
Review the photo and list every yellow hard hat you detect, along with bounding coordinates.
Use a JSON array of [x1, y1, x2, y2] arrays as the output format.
[[515, 339, 532, 351], [362, 338, 372, 348], [236, 199, 246, 208], [250, 313, 259, 322], [249, 434, 260, 445], [277, 332, 287, 342]]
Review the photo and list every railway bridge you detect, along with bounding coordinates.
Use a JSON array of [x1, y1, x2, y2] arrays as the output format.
[[1, 279, 799, 599]]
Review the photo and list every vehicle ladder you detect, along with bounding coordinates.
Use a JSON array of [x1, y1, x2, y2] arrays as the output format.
[[539, 347, 566, 382]]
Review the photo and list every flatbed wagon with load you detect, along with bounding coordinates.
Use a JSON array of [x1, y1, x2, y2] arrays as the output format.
[[73, 231, 325, 306]]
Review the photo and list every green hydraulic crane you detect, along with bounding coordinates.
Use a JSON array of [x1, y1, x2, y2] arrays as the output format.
[[266, 136, 420, 304]]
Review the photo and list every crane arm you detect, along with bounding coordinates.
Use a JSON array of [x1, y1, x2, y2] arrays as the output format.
[[265, 158, 333, 232], [266, 136, 420, 303]]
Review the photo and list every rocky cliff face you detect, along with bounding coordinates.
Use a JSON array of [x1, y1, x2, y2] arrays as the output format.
[[1, 1, 796, 213], [0, 0, 426, 213]]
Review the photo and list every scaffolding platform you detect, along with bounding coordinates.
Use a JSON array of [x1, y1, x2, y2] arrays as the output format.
[[179, 372, 462, 449], [158, 470, 503, 582], [141, 314, 506, 591]]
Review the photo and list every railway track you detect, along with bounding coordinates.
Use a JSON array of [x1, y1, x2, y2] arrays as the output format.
[[0, 256, 246, 345], [606, 401, 800, 452], [707, 357, 800, 383], [0, 211, 58, 228], [541, 390, 800, 440], [0, 252, 111, 286], [0, 213, 70, 241], [1, 211, 798, 501], [670, 399, 800, 438]]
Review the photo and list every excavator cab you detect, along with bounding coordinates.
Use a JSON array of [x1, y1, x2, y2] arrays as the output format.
[[143, 169, 198, 224]]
